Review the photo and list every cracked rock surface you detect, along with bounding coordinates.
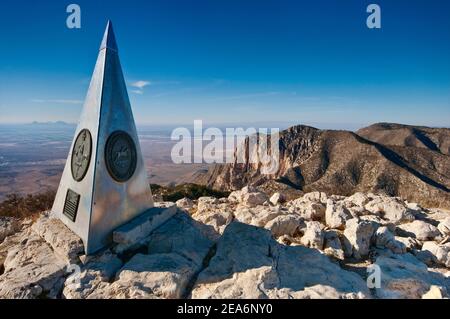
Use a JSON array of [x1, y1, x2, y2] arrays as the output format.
[[1, 189, 449, 299]]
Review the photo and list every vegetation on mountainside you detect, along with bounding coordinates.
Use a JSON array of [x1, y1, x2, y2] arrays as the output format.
[[0, 190, 55, 218], [0, 183, 229, 219]]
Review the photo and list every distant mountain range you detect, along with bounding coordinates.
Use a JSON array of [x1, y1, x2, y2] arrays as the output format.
[[199, 123, 450, 209], [29, 121, 75, 126]]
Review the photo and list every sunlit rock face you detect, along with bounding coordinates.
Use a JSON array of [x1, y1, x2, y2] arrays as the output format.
[[1, 187, 449, 299]]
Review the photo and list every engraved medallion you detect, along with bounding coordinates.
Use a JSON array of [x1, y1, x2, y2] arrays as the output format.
[[71, 129, 92, 181], [105, 130, 137, 182]]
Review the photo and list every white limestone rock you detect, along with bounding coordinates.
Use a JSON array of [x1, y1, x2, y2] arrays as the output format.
[[176, 197, 194, 210], [0, 217, 20, 243], [287, 199, 326, 222], [422, 285, 448, 299], [269, 192, 285, 206], [264, 214, 305, 238], [397, 220, 441, 241], [88, 253, 197, 299], [113, 206, 177, 253], [146, 212, 217, 265], [88, 212, 216, 299], [31, 216, 84, 264], [323, 230, 345, 260], [374, 252, 450, 299], [365, 196, 414, 224], [192, 207, 234, 235], [234, 205, 283, 228], [227, 186, 268, 207], [343, 219, 378, 259], [197, 196, 219, 212], [374, 226, 406, 254], [345, 192, 371, 207], [241, 192, 269, 207], [0, 228, 66, 299], [63, 250, 123, 299], [300, 221, 325, 250], [325, 200, 352, 230], [422, 241, 450, 268], [191, 221, 371, 299], [437, 217, 450, 237], [394, 236, 421, 252], [301, 192, 328, 204]]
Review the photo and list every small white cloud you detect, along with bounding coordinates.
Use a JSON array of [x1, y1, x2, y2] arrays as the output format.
[[131, 90, 143, 95], [130, 80, 151, 89]]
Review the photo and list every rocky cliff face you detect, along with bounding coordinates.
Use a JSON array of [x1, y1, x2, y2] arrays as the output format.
[[1, 187, 449, 299], [201, 124, 450, 209]]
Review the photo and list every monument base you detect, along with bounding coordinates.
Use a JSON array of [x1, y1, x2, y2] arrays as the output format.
[[112, 203, 178, 254]]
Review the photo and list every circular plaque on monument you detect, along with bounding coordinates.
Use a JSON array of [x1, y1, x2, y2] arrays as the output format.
[[105, 130, 137, 182], [71, 129, 92, 182]]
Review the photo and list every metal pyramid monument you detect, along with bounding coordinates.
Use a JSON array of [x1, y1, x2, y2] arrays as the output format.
[[52, 21, 153, 255]]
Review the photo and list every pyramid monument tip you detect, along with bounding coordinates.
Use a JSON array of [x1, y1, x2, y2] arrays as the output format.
[[100, 20, 118, 52]]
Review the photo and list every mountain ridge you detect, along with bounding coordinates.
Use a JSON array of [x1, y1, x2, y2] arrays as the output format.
[[199, 123, 450, 209]]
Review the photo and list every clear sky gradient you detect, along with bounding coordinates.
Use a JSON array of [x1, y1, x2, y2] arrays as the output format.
[[0, 0, 449, 129]]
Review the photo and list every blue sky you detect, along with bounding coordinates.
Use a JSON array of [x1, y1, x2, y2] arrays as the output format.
[[0, 0, 449, 129]]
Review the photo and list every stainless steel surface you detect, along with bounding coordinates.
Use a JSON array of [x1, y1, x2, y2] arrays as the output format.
[[52, 21, 153, 255]]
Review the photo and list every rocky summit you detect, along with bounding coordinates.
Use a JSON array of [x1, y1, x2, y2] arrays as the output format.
[[1, 186, 449, 299]]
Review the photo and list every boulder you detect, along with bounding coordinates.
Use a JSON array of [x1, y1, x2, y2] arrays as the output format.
[[269, 192, 285, 205], [374, 252, 449, 299], [197, 197, 219, 212], [422, 241, 450, 268], [175, 197, 194, 210], [325, 200, 352, 230], [87, 212, 216, 299], [63, 250, 123, 299], [343, 219, 377, 259], [301, 192, 328, 204], [422, 285, 448, 299], [365, 197, 414, 224], [395, 236, 421, 251], [146, 212, 217, 265], [264, 214, 305, 238], [397, 220, 441, 241], [227, 186, 268, 207], [88, 253, 197, 299], [113, 206, 178, 253], [191, 221, 371, 299], [374, 226, 406, 254], [192, 207, 234, 234], [287, 199, 325, 222], [345, 192, 371, 207], [323, 231, 345, 260], [242, 192, 269, 207], [0, 217, 20, 242], [300, 221, 325, 250], [0, 228, 66, 299], [31, 216, 84, 264], [234, 205, 283, 228], [437, 217, 450, 237]]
